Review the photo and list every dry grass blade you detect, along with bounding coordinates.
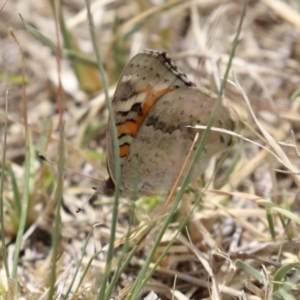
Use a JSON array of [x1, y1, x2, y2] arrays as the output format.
[[262, 0, 300, 28], [234, 75, 300, 181], [164, 133, 199, 210]]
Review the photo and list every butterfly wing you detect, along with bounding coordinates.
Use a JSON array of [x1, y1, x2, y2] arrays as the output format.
[[121, 86, 237, 195], [106, 50, 196, 190]]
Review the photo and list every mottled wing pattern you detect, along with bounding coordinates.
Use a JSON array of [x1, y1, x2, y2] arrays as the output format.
[[111, 50, 195, 161], [106, 50, 196, 189], [121, 86, 236, 195], [101, 49, 238, 197]]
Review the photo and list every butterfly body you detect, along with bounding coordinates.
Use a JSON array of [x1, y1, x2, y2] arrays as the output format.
[[101, 50, 237, 197]]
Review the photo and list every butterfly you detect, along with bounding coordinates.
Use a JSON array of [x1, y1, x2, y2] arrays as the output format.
[[97, 49, 237, 197]]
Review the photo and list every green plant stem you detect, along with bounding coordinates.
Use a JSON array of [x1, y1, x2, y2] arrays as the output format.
[[85, 1, 122, 300], [10, 29, 31, 298], [48, 125, 65, 300], [47, 0, 65, 298], [126, 0, 248, 297], [63, 229, 93, 299], [127, 192, 203, 299], [0, 91, 10, 278]]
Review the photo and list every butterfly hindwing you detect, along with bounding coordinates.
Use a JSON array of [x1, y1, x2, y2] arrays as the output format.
[[121, 86, 236, 195]]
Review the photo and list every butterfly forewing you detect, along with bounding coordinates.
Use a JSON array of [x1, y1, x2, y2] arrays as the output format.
[[112, 50, 195, 123], [107, 50, 196, 183]]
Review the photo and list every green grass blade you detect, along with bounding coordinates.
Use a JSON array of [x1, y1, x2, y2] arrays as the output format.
[[20, 13, 98, 69], [173, 0, 247, 198], [132, 193, 203, 298], [8, 163, 21, 218], [48, 125, 65, 300], [216, 140, 243, 188], [273, 262, 300, 292], [85, 1, 122, 299], [104, 243, 140, 299], [277, 288, 297, 300], [291, 86, 300, 100], [126, 190, 185, 298], [0, 92, 10, 279], [104, 205, 137, 298], [19, 14, 56, 51], [12, 132, 32, 296], [258, 200, 300, 224], [63, 229, 93, 299], [236, 260, 264, 282], [272, 207, 300, 224], [75, 249, 104, 294], [266, 208, 276, 240], [47, 124, 65, 300]]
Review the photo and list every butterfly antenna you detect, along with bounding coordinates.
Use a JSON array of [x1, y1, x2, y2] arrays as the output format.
[[76, 192, 96, 213], [38, 153, 103, 183]]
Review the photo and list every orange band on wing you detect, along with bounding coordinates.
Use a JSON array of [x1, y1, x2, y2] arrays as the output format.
[[117, 87, 174, 158], [117, 121, 138, 136], [135, 86, 173, 132], [119, 144, 130, 157]]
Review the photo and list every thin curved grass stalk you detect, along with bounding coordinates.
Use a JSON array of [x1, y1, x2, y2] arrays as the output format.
[[85, 1, 122, 300], [47, 1, 66, 298], [125, 1, 248, 297], [63, 230, 93, 299], [0, 91, 10, 278], [10, 29, 31, 298]]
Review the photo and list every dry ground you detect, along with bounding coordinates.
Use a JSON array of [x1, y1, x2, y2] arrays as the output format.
[[1, 0, 300, 299]]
